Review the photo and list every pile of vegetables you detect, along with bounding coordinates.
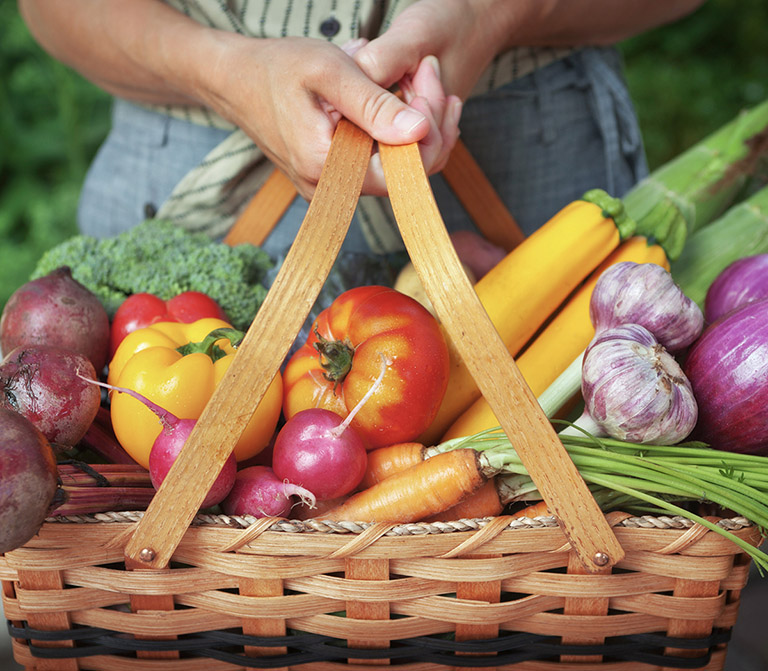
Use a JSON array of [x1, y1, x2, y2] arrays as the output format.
[[2, 100, 768, 575]]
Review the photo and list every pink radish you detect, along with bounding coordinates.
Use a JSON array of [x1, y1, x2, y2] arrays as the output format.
[[221, 465, 316, 518], [79, 376, 236, 508], [272, 355, 387, 501]]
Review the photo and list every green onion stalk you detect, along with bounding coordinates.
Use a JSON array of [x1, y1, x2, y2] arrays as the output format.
[[431, 428, 768, 574], [625, 98, 768, 262]]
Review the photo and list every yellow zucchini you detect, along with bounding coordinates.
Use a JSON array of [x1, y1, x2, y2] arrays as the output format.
[[419, 190, 636, 445], [442, 236, 669, 441]]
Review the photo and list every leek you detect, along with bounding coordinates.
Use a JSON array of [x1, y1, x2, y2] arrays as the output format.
[[625, 99, 768, 260], [671, 184, 768, 308]]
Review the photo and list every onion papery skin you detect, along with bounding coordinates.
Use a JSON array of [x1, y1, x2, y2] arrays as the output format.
[[704, 254, 768, 324], [582, 323, 698, 444], [590, 261, 703, 352], [685, 298, 768, 455]]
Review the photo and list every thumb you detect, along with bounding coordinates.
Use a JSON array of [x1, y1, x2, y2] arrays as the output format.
[[333, 66, 429, 145]]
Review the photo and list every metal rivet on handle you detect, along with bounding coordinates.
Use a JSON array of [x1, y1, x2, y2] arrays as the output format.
[[593, 552, 610, 567], [138, 547, 156, 563]]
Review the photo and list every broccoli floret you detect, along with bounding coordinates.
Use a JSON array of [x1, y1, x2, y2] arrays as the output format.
[[32, 219, 273, 330]]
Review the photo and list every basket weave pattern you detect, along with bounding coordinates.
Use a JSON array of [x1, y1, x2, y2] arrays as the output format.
[[1, 511, 759, 670]]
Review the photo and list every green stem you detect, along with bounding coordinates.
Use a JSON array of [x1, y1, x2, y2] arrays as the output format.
[[562, 447, 768, 526], [313, 329, 355, 389], [582, 472, 768, 575], [537, 351, 584, 418], [176, 327, 245, 362]]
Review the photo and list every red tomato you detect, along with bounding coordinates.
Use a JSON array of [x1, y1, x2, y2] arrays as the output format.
[[109, 291, 228, 356], [282, 285, 450, 449]]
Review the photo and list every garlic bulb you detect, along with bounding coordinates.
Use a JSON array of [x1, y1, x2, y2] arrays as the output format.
[[572, 323, 698, 444], [590, 261, 703, 352]]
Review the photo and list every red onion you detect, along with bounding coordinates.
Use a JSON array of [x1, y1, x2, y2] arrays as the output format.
[[590, 262, 703, 352], [704, 254, 768, 324], [684, 297, 768, 455]]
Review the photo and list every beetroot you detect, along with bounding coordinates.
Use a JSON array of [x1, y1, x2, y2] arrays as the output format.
[[0, 408, 59, 553], [0, 346, 101, 451], [0, 267, 110, 372]]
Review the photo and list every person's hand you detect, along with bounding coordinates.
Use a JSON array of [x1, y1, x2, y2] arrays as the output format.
[[357, 46, 463, 194], [194, 34, 459, 199], [352, 0, 507, 102]]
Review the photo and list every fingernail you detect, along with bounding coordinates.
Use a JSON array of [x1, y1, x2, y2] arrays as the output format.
[[393, 108, 427, 135], [450, 97, 463, 126], [341, 38, 367, 56], [425, 54, 440, 79]]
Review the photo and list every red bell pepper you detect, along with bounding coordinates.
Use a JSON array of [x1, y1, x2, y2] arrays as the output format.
[[109, 291, 228, 357]]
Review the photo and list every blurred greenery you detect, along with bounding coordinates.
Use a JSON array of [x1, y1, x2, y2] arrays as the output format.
[[0, 2, 110, 313], [1, 0, 767, 314], [620, 0, 768, 169]]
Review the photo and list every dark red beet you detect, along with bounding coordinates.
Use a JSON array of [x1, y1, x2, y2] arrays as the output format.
[[0, 408, 59, 553], [0, 345, 101, 450], [0, 267, 110, 372]]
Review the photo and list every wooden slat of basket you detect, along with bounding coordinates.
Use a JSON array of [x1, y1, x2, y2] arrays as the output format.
[[15, 569, 78, 671], [10, 519, 760, 568], [663, 578, 724, 665], [123, 119, 373, 570], [239, 576, 288, 662], [560, 555, 611, 663], [224, 138, 525, 254], [345, 558, 390, 662], [5, 644, 732, 671], [455, 552, 502, 643], [378, 139, 624, 573], [223, 166, 296, 247]]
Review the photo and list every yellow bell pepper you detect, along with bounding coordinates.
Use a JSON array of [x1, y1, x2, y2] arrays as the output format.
[[108, 317, 282, 469]]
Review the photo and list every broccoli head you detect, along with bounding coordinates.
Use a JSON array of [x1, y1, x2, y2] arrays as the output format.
[[32, 219, 273, 330]]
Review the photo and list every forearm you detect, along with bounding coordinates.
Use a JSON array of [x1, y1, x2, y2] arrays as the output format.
[[480, 0, 706, 51], [18, 0, 228, 106]]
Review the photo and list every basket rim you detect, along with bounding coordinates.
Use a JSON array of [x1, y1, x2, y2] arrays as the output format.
[[42, 510, 756, 534]]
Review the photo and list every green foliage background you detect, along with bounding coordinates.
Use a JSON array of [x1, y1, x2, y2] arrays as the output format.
[[1, 0, 767, 312]]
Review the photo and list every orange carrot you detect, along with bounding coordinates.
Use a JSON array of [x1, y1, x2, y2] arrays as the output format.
[[422, 478, 504, 522], [360, 442, 426, 489], [509, 500, 552, 520], [318, 449, 496, 523]]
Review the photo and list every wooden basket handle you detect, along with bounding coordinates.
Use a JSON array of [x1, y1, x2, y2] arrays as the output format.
[[124, 123, 624, 573], [124, 120, 372, 569], [224, 138, 525, 252], [379, 141, 625, 572]]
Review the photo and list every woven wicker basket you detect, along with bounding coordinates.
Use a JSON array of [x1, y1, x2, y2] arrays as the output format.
[[1, 122, 762, 670], [0, 508, 761, 670]]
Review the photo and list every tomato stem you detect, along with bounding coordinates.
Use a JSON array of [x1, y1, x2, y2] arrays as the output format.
[[313, 328, 355, 390]]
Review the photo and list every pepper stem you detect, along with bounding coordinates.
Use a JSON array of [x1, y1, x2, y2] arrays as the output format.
[[176, 327, 245, 362]]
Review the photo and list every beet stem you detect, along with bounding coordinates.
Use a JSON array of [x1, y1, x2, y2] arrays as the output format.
[[80, 417, 140, 465], [50, 486, 156, 516]]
